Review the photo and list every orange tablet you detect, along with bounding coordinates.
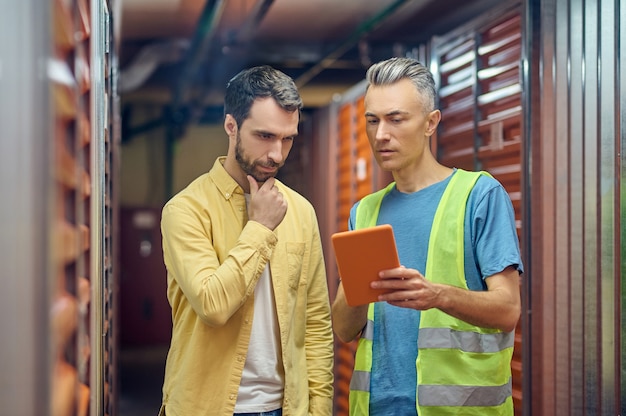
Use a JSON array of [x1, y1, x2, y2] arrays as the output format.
[[331, 224, 401, 307]]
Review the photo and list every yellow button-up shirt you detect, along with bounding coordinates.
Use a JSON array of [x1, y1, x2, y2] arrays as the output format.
[[159, 157, 334, 416]]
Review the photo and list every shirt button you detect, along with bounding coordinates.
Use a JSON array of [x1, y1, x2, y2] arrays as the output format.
[[225, 193, 230, 198], [237, 355, 243, 362], [229, 394, 235, 400]]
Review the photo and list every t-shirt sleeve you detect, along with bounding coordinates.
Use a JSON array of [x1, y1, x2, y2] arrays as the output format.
[[470, 177, 524, 279], [348, 202, 358, 231]]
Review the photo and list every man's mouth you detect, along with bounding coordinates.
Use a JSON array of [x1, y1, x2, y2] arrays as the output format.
[[258, 164, 278, 173]]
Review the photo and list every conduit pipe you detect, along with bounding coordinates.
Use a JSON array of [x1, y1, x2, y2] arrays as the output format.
[[171, 0, 226, 111], [294, 0, 413, 88]]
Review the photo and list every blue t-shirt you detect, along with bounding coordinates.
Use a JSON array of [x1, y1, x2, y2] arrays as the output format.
[[348, 170, 523, 415]]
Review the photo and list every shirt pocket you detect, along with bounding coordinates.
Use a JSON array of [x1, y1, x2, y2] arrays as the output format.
[[286, 242, 306, 290]]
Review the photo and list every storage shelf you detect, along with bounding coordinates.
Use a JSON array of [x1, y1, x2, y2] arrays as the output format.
[[50, 0, 118, 415]]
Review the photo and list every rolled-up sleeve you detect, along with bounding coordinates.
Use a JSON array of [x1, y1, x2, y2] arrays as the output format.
[[161, 202, 278, 326]]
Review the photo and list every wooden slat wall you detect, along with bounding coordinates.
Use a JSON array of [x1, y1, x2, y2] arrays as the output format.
[[354, 98, 373, 201], [50, 0, 119, 414], [476, 16, 523, 224], [432, 4, 524, 414], [333, 102, 356, 415], [332, 95, 380, 415], [51, 0, 94, 413], [337, 104, 355, 232], [437, 33, 480, 170]]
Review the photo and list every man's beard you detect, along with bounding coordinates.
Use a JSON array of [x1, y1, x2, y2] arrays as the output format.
[[235, 132, 282, 183]]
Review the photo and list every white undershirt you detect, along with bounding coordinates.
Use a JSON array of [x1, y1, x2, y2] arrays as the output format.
[[235, 197, 284, 412]]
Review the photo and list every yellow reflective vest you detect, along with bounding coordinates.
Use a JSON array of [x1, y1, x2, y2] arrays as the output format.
[[349, 169, 514, 416]]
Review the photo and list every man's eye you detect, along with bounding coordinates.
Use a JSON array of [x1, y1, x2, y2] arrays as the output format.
[[366, 119, 379, 125]]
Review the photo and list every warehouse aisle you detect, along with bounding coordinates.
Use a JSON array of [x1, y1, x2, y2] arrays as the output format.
[[118, 345, 168, 416]]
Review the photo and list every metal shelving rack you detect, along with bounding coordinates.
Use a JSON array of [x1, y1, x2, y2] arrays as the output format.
[[0, 0, 119, 414]]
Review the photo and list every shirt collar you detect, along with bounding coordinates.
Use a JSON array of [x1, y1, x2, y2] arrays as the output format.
[[209, 156, 244, 201]]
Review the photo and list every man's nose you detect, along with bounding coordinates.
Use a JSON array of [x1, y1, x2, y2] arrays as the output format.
[[267, 139, 284, 164], [375, 121, 390, 141]]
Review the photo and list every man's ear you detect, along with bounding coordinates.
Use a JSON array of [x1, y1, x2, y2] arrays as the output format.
[[224, 114, 237, 137], [426, 110, 441, 136]]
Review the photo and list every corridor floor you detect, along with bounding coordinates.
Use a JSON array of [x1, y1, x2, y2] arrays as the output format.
[[118, 345, 168, 416]]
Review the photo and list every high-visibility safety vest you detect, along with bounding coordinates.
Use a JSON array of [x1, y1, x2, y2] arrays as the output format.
[[349, 169, 515, 416]]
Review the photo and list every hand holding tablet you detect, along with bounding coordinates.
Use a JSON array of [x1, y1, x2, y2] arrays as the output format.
[[331, 224, 401, 306]]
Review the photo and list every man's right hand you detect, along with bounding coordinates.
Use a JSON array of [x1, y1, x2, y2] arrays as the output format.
[[247, 175, 288, 231]]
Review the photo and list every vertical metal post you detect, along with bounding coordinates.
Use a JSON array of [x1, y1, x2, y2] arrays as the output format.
[[90, 0, 108, 413], [0, 0, 52, 414]]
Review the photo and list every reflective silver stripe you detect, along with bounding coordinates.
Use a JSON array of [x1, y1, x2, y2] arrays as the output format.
[[418, 328, 514, 353], [349, 370, 371, 392], [361, 319, 374, 341], [418, 377, 512, 407]]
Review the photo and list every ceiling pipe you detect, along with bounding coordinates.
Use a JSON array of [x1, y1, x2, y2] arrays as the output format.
[[118, 39, 189, 93], [165, 0, 226, 200], [204, 0, 276, 89], [236, 0, 275, 43], [192, 0, 277, 119], [294, 0, 412, 88], [171, 0, 227, 111]]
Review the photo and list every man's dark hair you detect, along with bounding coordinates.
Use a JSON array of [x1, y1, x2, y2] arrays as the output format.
[[224, 65, 303, 127]]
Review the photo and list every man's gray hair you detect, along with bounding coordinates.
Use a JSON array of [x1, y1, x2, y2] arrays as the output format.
[[365, 57, 436, 113]]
